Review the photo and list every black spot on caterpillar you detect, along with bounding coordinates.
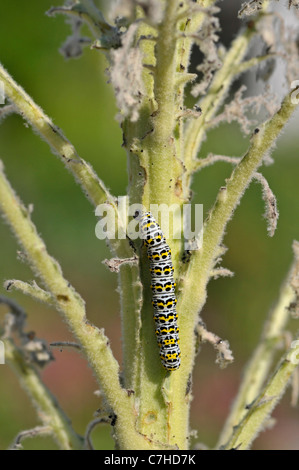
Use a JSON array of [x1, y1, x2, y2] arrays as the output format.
[[136, 211, 181, 371]]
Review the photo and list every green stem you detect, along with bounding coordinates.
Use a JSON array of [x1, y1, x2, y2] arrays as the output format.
[[139, 0, 184, 445], [175, 2, 215, 164], [217, 257, 298, 447], [127, 1, 192, 448], [184, 3, 270, 169], [175, 88, 299, 446], [184, 26, 255, 167], [4, 279, 55, 307], [79, 0, 113, 33], [120, 13, 156, 390], [0, 62, 134, 259], [4, 338, 83, 450], [0, 163, 153, 450], [142, 1, 183, 211], [0, 61, 145, 400], [0, 63, 114, 210], [223, 337, 299, 450], [180, 86, 299, 323]]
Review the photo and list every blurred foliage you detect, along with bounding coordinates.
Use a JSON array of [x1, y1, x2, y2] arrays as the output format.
[[0, 0, 298, 450]]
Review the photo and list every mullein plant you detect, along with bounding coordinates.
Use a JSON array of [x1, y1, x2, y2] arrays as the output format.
[[0, 0, 299, 450]]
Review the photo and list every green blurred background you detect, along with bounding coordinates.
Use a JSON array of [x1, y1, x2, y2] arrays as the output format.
[[0, 0, 298, 450]]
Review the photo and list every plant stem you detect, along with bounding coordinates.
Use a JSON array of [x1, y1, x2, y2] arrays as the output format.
[[4, 338, 83, 450], [184, 3, 270, 169], [135, 1, 187, 446], [175, 87, 299, 447], [217, 256, 298, 447], [0, 63, 114, 210], [0, 61, 144, 404], [9, 426, 52, 450], [0, 62, 135, 258], [0, 163, 154, 449], [184, 26, 255, 167], [4, 279, 55, 307], [223, 337, 299, 450], [179, 86, 299, 325]]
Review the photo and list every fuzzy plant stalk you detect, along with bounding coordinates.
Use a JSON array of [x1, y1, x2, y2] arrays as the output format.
[[4, 338, 83, 450], [0, 295, 83, 450], [223, 335, 299, 450], [1, 0, 299, 450], [218, 241, 299, 448]]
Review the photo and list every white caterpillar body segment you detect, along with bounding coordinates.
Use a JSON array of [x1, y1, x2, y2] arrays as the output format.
[[138, 211, 181, 371]]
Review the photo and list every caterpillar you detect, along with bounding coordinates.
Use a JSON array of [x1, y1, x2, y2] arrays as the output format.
[[137, 211, 181, 371]]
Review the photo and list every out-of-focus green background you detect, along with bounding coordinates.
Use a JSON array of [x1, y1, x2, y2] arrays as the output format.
[[0, 1, 298, 450]]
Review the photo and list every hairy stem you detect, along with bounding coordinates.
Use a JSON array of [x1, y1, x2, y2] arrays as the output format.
[[4, 338, 83, 450], [0, 61, 145, 408], [223, 337, 299, 450], [0, 63, 115, 209], [9, 426, 52, 451], [184, 7, 268, 169], [0, 162, 153, 450], [136, 1, 187, 447], [217, 254, 299, 447], [175, 88, 299, 443], [5, 279, 55, 307]]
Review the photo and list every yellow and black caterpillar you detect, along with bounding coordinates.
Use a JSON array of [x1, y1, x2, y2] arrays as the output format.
[[137, 211, 181, 371]]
